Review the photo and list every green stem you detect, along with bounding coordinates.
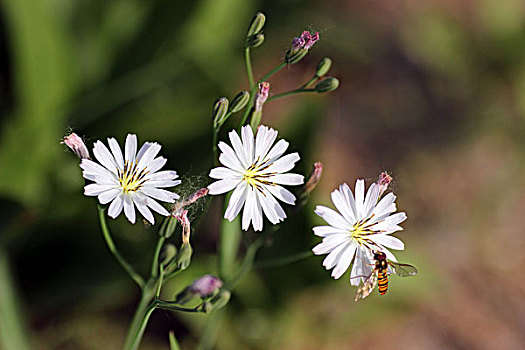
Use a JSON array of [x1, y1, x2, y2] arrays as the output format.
[[267, 88, 315, 102], [155, 300, 206, 313], [97, 205, 145, 288], [301, 76, 318, 89], [254, 251, 313, 269], [123, 279, 157, 350], [260, 61, 286, 82], [151, 236, 166, 278], [244, 48, 255, 88]]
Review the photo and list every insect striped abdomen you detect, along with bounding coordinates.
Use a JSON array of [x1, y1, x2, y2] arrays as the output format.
[[377, 270, 389, 295]]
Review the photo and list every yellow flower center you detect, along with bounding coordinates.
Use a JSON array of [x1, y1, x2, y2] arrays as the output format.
[[119, 161, 148, 193], [243, 168, 260, 186]]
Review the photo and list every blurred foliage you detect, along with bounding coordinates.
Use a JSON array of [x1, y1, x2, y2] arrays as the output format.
[[1, 0, 525, 349]]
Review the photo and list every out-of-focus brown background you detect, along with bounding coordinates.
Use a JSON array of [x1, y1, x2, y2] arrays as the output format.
[[0, 0, 524, 349]]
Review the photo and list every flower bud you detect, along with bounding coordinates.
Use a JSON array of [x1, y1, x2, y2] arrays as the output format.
[[161, 243, 178, 266], [303, 31, 319, 50], [376, 172, 392, 197], [230, 91, 250, 113], [175, 275, 223, 304], [285, 48, 308, 65], [212, 97, 229, 127], [246, 33, 265, 48], [204, 290, 231, 312], [254, 82, 270, 112], [176, 242, 193, 270], [246, 12, 266, 37], [159, 216, 178, 238], [314, 77, 339, 93], [315, 57, 332, 78], [304, 162, 323, 194], [62, 133, 90, 159]]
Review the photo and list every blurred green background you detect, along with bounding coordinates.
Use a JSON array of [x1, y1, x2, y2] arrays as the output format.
[[1, 0, 524, 349]]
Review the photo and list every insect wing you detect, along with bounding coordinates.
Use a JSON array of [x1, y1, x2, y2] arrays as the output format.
[[389, 261, 418, 277], [354, 271, 378, 301]]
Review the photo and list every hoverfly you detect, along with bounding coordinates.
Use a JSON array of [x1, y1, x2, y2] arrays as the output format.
[[354, 251, 418, 301]]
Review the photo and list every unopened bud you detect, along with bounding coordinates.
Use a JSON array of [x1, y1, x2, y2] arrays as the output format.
[[315, 57, 332, 78], [246, 12, 266, 37], [175, 209, 191, 244], [212, 97, 229, 127], [285, 48, 308, 65], [159, 216, 178, 238], [62, 133, 90, 160], [161, 244, 178, 266], [254, 82, 270, 112], [246, 33, 265, 48], [304, 162, 323, 193], [314, 77, 339, 93], [230, 91, 250, 113], [175, 275, 223, 304], [204, 290, 231, 312], [303, 31, 319, 50], [176, 242, 193, 270], [376, 172, 392, 197]]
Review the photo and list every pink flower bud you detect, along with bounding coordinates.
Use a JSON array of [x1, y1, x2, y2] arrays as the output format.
[[171, 188, 209, 217], [291, 37, 305, 51], [305, 162, 323, 193], [189, 275, 223, 297], [62, 133, 90, 159], [303, 31, 319, 50], [376, 172, 392, 197], [254, 82, 270, 112]]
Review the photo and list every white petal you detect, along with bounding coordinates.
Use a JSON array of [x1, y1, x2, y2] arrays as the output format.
[[251, 189, 263, 231], [140, 187, 178, 203], [137, 143, 161, 170], [354, 179, 365, 219], [93, 141, 118, 174], [80, 159, 116, 180], [136, 142, 153, 163], [369, 234, 405, 250], [97, 188, 120, 204], [144, 179, 181, 189], [108, 138, 124, 170], [241, 125, 255, 164], [371, 193, 397, 220], [331, 187, 356, 224], [218, 142, 244, 172], [350, 247, 372, 285], [208, 179, 241, 195], [255, 126, 278, 160], [312, 225, 350, 237], [123, 195, 136, 224], [312, 235, 348, 255], [229, 129, 250, 168], [267, 173, 304, 186], [125, 134, 137, 163], [146, 157, 167, 174], [263, 153, 300, 174], [341, 183, 358, 221], [322, 241, 350, 270], [264, 139, 289, 163], [363, 183, 380, 218], [107, 195, 124, 218], [209, 167, 242, 180], [146, 170, 179, 182], [258, 187, 286, 224], [225, 182, 248, 221], [133, 195, 155, 225], [314, 205, 351, 230], [145, 197, 170, 216], [332, 241, 357, 279], [242, 186, 256, 230], [265, 184, 296, 205], [84, 184, 116, 196]]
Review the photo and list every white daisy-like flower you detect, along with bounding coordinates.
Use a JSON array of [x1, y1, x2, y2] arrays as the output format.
[[80, 134, 180, 225], [208, 125, 304, 231], [312, 179, 407, 285]]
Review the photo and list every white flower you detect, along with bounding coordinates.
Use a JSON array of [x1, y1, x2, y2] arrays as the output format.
[[80, 134, 180, 225], [208, 125, 304, 231], [312, 179, 407, 285]]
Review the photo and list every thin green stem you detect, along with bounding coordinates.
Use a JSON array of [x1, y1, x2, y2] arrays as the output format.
[[267, 88, 315, 102], [155, 300, 206, 313], [123, 280, 157, 350], [254, 251, 313, 269], [301, 76, 318, 89], [260, 61, 286, 82], [244, 48, 255, 88], [97, 205, 144, 288], [151, 236, 166, 278]]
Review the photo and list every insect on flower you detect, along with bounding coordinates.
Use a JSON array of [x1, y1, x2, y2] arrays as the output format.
[[354, 251, 418, 301]]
